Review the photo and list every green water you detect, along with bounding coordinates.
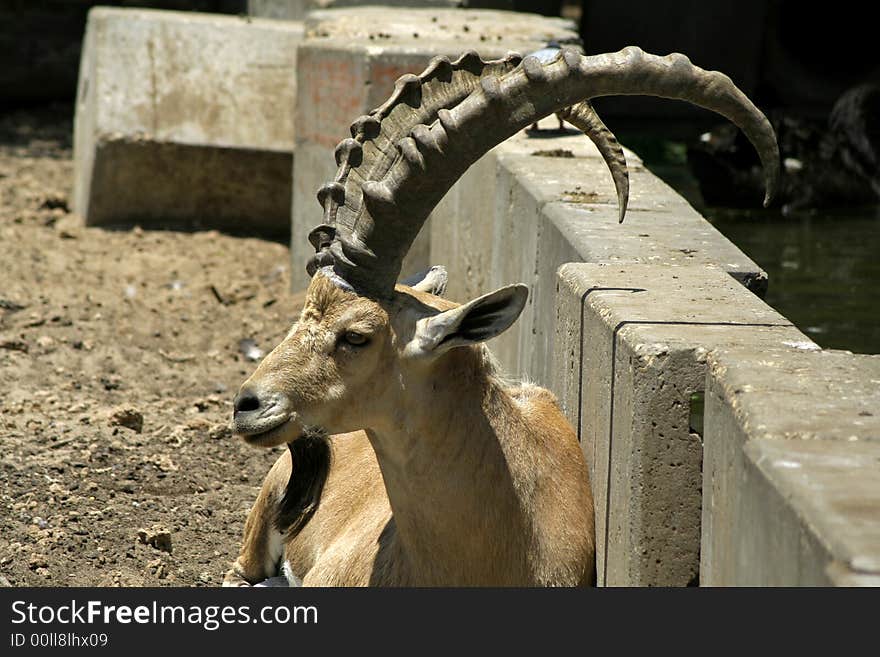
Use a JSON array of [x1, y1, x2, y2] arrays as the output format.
[[707, 206, 880, 354], [626, 137, 880, 355]]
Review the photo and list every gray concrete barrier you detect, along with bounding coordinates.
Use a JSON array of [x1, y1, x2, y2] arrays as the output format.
[[701, 347, 880, 586], [73, 8, 303, 237], [249, 0, 515, 22], [429, 117, 769, 381], [551, 263, 814, 585], [289, 7, 579, 289], [427, 104, 880, 584]]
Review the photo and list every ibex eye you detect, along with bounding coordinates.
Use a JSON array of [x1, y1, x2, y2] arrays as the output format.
[[343, 331, 368, 346]]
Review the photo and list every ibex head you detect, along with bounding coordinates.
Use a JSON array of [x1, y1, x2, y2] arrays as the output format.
[[232, 268, 526, 447], [232, 46, 780, 447]]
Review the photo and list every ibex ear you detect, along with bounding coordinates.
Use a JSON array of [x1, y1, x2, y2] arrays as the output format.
[[401, 265, 448, 297], [406, 284, 529, 358]]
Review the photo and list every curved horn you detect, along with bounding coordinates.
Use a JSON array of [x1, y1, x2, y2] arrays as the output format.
[[560, 101, 629, 224], [310, 46, 780, 297]]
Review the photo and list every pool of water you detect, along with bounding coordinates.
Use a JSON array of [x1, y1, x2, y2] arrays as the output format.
[[625, 137, 880, 355], [707, 206, 880, 354]]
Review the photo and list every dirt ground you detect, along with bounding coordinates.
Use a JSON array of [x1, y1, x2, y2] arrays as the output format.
[[0, 104, 306, 587]]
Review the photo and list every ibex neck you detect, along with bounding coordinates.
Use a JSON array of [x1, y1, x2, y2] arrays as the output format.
[[366, 346, 531, 585]]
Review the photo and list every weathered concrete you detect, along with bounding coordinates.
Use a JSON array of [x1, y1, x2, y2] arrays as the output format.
[[74, 8, 303, 237], [701, 347, 880, 586], [249, 0, 513, 21], [429, 116, 769, 382], [552, 263, 815, 586], [290, 7, 580, 289]]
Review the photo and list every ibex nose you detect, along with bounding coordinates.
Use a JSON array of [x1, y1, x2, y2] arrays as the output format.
[[231, 385, 294, 441], [233, 387, 262, 415]]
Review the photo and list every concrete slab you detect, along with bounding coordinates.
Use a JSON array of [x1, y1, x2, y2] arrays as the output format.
[[544, 203, 768, 293], [430, 116, 609, 306], [701, 347, 880, 586], [483, 144, 767, 382], [553, 263, 815, 586], [429, 105, 768, 384], [290, 7, 580, 289], [74, 8, 303, 237], [249, 0, 513, 22]]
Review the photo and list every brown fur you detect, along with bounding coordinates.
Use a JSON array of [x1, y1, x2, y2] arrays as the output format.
[[224, 274, 595, 586]]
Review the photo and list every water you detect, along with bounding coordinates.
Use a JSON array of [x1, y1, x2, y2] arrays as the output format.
[[626, 137, 880, 355], [707, 206, 880, 354]]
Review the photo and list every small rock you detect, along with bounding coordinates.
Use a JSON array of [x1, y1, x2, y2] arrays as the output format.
[[137, 528, 172, 554], [28, 553, 49, 570], [48, 483, 67, 498], [147, 558, 167, 579], [0, 574, 12, 587], [37, 335, 55, 351], [0, 298, 26, 312], [109, 408, 143, 433], [208, 424, 231, 440]]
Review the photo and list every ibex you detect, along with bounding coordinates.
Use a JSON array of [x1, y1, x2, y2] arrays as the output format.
[[224, 47, 779, 587]]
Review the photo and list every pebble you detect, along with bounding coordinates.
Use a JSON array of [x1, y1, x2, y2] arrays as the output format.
[[137, 528, 173, 554], [108, 407, 144, 433], [28, 553, 49, 570], [36, 335, 55, 350]]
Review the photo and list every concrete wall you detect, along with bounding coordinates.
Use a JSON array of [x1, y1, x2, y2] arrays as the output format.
[[701, 348, 880, 586], [249, 0, 515, 22], [73, 8, 303, 237], [430, 119, 769, 377], [551, 264, 814, 585], [426, 104, 878, 588]]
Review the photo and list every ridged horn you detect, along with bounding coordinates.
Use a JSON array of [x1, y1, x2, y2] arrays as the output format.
[[559, 101, 630, 224], [309, 46, 780, 297]]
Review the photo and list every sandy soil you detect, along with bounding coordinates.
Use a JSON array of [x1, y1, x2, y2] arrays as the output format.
[[0, 104, 304, 587]]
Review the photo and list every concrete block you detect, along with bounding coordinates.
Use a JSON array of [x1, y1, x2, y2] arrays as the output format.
[[488, 152, 543, 373], [429, 115, 601, 305], [553, 263, 815, 586], [702, 347, 880, 586], [429, 106, 768, 384], [290, 7, 579, 289], [431, 116, 631, 369], [249, 1, 514, 23], [74, 8, 304, 238]]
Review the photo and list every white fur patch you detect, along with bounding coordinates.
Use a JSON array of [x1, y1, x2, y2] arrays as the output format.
[[283, 560, 303, 587]]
